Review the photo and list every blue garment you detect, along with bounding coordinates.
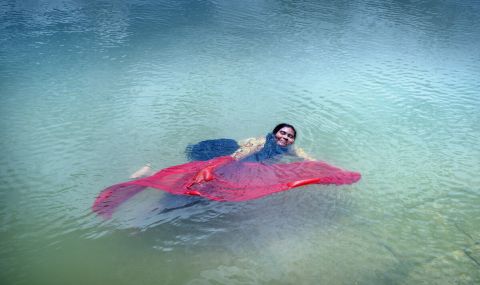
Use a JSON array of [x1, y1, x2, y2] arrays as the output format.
[[240, 133, 291, 163], [185, 138, 239, 161], [185, 133, 291, 163]]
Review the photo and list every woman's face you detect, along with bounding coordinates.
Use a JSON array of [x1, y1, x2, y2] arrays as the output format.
[[275, 127, 295, 146]]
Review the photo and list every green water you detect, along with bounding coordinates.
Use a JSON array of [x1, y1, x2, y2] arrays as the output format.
[[1, 0, 479, 284]]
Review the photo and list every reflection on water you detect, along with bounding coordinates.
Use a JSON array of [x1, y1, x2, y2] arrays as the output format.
[[1, 0, 479, 284]]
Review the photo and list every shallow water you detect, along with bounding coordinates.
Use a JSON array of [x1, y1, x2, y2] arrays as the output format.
[[1, 0, 479, 284]]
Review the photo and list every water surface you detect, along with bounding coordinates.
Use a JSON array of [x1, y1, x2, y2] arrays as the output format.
[[1, 0, 479, 284]]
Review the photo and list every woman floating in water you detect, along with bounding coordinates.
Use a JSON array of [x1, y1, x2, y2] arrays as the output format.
[[93, 123, 361, 218], [130, 123, 313, 179]]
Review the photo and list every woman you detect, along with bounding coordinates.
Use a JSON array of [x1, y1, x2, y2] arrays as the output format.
[[130, 123, 313, 179], [94, 124, 360, 218]]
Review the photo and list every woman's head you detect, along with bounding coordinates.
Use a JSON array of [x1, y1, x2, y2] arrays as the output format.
[[272, 123, 296, 147]]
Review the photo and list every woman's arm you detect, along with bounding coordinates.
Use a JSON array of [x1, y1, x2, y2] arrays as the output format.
[[292, 147, 316, 161], [231, 137, 266, 160]]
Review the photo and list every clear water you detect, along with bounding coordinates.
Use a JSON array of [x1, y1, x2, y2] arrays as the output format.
[[1, 0, 479, 284]]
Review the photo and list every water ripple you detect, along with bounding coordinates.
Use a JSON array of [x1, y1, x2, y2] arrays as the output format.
[[1, 0, 480, 284]]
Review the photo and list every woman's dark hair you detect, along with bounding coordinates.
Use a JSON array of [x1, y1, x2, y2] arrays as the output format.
[[272, 123, 296, 138]]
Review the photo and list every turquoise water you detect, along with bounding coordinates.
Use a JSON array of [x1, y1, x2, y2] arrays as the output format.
[[1, 0, 479, 284]]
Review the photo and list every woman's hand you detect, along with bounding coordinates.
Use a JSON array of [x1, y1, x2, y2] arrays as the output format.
[[294, 147, 315, 161], [186, 166, 214, 188], [193, 166, 215, 183], [186, 156, 234, 188]]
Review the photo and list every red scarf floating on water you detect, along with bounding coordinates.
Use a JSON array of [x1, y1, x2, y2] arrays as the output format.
[[92, 156, 361, 218]]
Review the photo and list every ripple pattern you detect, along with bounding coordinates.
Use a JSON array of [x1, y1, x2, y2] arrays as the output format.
[[1, 0, 479, 284]]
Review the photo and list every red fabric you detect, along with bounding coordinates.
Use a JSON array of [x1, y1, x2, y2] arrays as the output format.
[[93, 156, 361, 218], [186, 156, 234, 187]]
